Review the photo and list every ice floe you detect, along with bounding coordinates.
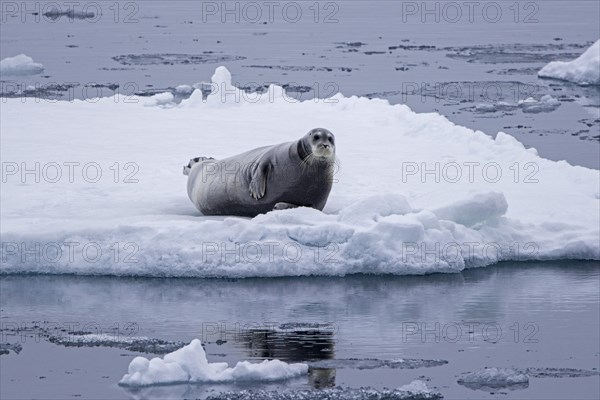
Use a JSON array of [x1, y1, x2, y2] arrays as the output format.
[[1, 67, 598, 278], [0, 54, 44, 76], [539, 40, 600, 86], [457, 367, 529, 390], [119, 339, 308, 386]]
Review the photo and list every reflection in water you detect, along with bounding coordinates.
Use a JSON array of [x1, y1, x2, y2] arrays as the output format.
[[236, 323, 337, 388], [1, 262, 598, 399], [238, 323, 336, 362], [1, 262, 598, 347], [308, 368, 336, 389]]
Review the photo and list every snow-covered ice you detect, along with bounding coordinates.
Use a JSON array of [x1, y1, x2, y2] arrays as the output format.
[[174, 85, 194, 95], [309, 358, 448, 370], [0, 343, 22, 355], [397, 380, 439, 396], [475, 95, 561, 114], [474, 101, 518, 113], [457, 366, 600, 391], [118, 338, 308, 386], [457, 367, 529, 390], [0, 54, 44, 76], [49, 333, 186, 354], [538, 40, 600, 85], [517, 95, 561, 114], [1, 67, 599, 277], [198, 380, 442, 400], [519, 367, 600, 379], [144, 92, 176, 108]]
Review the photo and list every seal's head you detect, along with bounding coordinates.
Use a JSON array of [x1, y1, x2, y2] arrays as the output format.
[[299, 128, 336, 162]]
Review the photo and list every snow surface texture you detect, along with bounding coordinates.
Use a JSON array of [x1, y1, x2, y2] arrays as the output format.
[[0, 54, 44, 76], [201, 381, 442, 400], [538, 40, 600, 85], [1, 67, 599, 277], [118, 339, 308, 386]]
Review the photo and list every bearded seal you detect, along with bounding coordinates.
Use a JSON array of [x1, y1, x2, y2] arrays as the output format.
[[184, 128, 336, 217]]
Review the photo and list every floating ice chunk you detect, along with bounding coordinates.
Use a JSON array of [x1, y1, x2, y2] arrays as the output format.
[[208, 66, 243, 107], [119, 339, 308, 386], [175, 84, 194, 94], [144, 92, 175, 108], [398, 380, 437, 395], [48, 333, 185, 354], [183, 66, 293, 107], [518, 95, 561, 113], [458, 367, 529, 390], [272, 322, 336, 333], [457, 366, 600, 391], [518, 367, 600, 378], [474, 102, 518, 113], [475, 95, 560, 114], [0, 343, 22, 355], [539, 40, 600, 85], [0, 54, 44, 76]]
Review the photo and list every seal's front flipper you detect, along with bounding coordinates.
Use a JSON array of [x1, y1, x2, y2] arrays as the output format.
[[249, 161, 270, 200], [273, 202, 299, 211]]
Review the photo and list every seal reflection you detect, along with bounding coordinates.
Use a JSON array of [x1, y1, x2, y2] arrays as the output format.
[[236, 323, 337, 388]]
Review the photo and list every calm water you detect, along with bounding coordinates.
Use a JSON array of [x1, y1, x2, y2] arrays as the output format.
[[1, 262, 599, 399], [1, 0, 599, 168]]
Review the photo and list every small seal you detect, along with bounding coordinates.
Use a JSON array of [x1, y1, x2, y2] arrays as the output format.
[[184, 128, 336, 217]]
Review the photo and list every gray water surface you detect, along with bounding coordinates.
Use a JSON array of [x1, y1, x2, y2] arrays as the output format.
[[1, 262, 598, 399], [1, 0, 599, 168]]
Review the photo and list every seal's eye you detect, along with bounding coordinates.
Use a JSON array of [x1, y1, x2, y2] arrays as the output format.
[[328, 137, 334, 143], [314, 134, 320, 140]]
